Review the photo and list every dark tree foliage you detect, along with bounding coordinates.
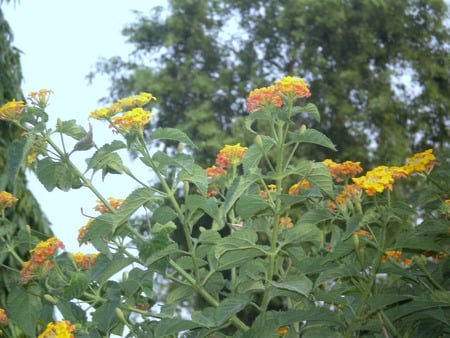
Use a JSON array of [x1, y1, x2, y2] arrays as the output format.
[[0, 3, 52, 308], [92, 0, 449, 167]]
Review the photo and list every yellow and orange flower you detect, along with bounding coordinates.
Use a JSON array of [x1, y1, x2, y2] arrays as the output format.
[[28, 89, 53, 108], [0, 308, 8, 326], [72, 252, 99, 270], [274, 76, 311, 99], [94, 197, 124, 214], [116, 92, 156, 109], [20, 237, 64, 284], [288, 179, 312, 195], [205, 165, 227, 179], [0, 191, 19, 209], [323, 159, 363, 183], [111, 107, 153, 132], [352, 166, 407, 196], [278, 216, 294, 229], [402, 149, 436, 175], [246, 85, 283, 113], [276, 326, 289, 336], [335, 184, 362, 205], [0, 99, 25, 121], [77, 219, 93, 245], [38, 320, 76, 338], [216, 143, 248, 168]]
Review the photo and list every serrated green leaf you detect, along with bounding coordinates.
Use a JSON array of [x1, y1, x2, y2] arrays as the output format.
[[7, 135, 35, 185], [154, 318, 202, 337], [288, 128, 336, 151], [36, 158, 73, 192], [84, 213, 114, 257], [187, 194, 222, 226], [296, 160, 334, 197], [223, 174, 260, 215], [56, 300, 87, 323], [153, 151, 195, 174], [151, 127, 197, 148], [56, 119, 87, 140], [291, 103, 321, 122], [113, 187, 154, 232], [90, 254, 134, 284], [271, 275, 313, 297], [282, 222, 323, 248], [7, 285, 42, 337], [87, 140, 126, 173], [178, 164, 208, 196], [62, 271, 90, 299], [236, 194, 271, 219], [152, 206, 177, 224]]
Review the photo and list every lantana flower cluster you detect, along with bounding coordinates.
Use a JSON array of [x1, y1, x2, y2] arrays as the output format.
[[94, 197, 124, 214], [246, 76, 311, 113], [0, 191, 19, 211], [20, 237, 64, 284], [37, 320, 75, 338], [89, 92, 156, 133], [71, 252, 99, 270]]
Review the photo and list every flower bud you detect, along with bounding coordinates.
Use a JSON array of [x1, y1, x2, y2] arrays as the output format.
[[299, 124, 307, 135], [44, 294, 58, 304]]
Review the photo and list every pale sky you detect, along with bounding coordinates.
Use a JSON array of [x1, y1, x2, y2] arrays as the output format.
[[4, 1, 167, 252]]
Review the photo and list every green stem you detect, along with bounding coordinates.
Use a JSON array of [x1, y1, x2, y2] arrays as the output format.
[[169, 259, 249, 332], [344, 219, 387, 338], [137, 135, 200, 282]]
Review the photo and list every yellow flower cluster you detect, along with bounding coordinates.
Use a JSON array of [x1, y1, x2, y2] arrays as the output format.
[[352, 166, 408, 196], [71, 252, 99, 270], [403, 149, 436, 174], [77, 219, 92, 245], [215, 143, 248, 168], [0, 191, 19, 209], [89, 92, 156, 121], [288, 179, 312, 195], [0, 99, 25, 121], [274, 76, 311, 98], [38, 320, 76, 338], [323, 159, 363, 183], [28, 89, 53, 108], [112, 107, 153, 133]]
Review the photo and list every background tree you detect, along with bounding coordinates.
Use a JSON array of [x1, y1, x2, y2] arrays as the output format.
[[92, 0, 449, 168], [0, 0, 51, 311]]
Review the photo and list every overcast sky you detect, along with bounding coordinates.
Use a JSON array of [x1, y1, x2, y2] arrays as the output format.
[[4, 1, 167, 252]]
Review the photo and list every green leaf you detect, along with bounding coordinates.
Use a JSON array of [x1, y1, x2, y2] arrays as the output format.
[[87, 141, 126, 177], [217, 248, 264, 271], [235, 194, 271, 219], [56, 300, 87, 323], [297, 208, 333, 224], [36, 158, 74, 192], [166, 285, 195, 304], [187, 194, 222, 226], [56, 119, 87, 140], [151, 127, 197, 148], [152, 206, 177, 224], [92, 300, 120, 333], [178, 164, 208, 196], [288, 128, 336, 151], [291, 103, 321, 122], [271, 275, 313, 297], [393, 233, 444, 252], [62, 271, 90, 299], [296, 160, 334, 197], [242, 136, 275, 173], [223, 174, 260, 215], [152, 151, 194, 174], [90, 254, 135, 284], [7, 285, 42, 337], [84, 213, 114, 257], [113, 187, 154, 232], [154, 318, 202, 337], [282, 222, 323, 248], [7, 135, 35, 185]]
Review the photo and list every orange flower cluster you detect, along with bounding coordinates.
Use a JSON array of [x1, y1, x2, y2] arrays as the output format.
[[276, 326, 289, 335], [381, 250, 412, 267], [94, 197, 124, 213], [288, 179, 312, 195], [246, 86, 282, 113], [72, 252, 99, 270], [323, 159, 363, 183], [215, 143, 248, 168], [403, 149, 436, 175], [38, 320, 76, 338], [0, 308, 8, 325], [336, 184, 362, 205], [354, 229, 374, 240], [77, 219, 93, 245], [28, 89, 53, 108], [0, 191, 19, 210], [0, 99, 25, 121], [278, 216, 294, 229], [205, 165, 227, 179], [21, 237, 65, 284], [246, 76, 311, 113], [352, 166, 408, 196]]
